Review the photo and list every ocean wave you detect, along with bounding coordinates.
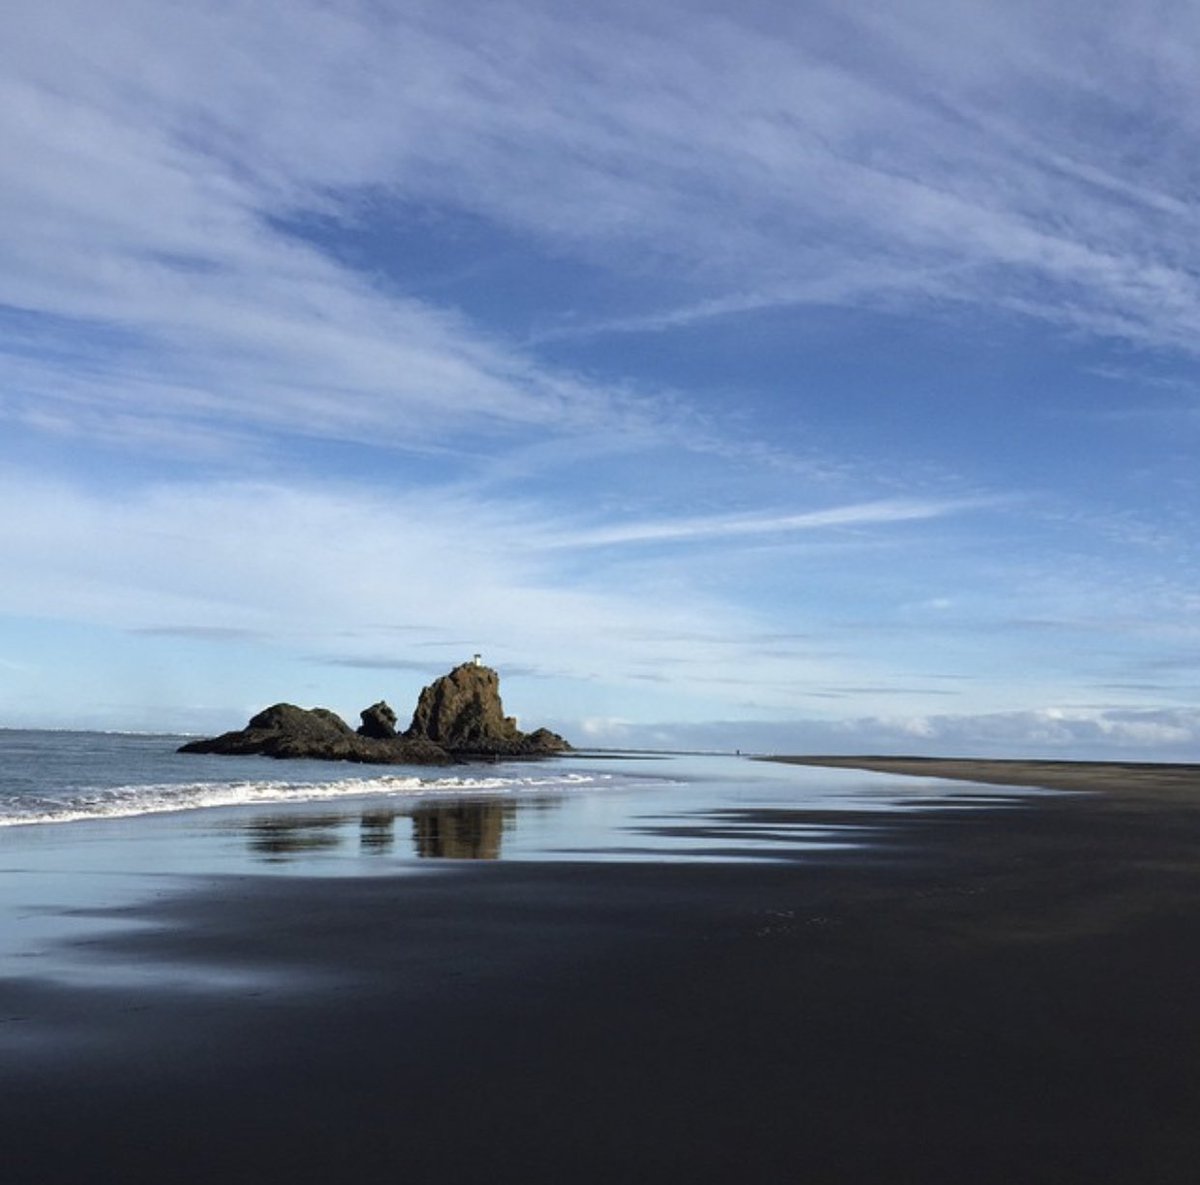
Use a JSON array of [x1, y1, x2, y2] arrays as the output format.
[[0, 770, 613, 828]]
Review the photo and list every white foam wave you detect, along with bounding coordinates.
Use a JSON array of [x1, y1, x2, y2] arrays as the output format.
[[0, 771, 611, 828]]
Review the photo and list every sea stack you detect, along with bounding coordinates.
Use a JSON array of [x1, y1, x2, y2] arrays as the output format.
[[407, 661, 570, 757], [178, 660, 570, 763]]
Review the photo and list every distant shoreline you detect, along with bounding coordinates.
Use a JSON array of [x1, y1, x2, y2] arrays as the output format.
[[758, 754, 1200, 799]]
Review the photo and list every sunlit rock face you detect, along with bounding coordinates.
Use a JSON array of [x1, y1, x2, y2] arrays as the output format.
[[406, 663, 570, 757], [179, 662, 569, 763]]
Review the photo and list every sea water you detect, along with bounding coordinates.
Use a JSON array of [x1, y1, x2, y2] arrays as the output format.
[[0, 728, 1057, 860], [0, 728, 622, 829]]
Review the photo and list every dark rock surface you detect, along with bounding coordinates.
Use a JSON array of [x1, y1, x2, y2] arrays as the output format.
[[358, 701, 398, 739], [179, 662, 570, 764], [521, 727, 573, 755], [179, 703, 453, 764]]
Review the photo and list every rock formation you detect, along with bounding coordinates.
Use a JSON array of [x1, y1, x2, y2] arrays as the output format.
[[405, 662, 569, 756], [408, 662, 528, 753], [358, 700, 398, 739], [178, 661, 570, 764], [178, 703, 452, 764]]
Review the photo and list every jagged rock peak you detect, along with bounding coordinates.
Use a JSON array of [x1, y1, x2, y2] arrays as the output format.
[[407, 661, 570, 756], [407, 662, 520, 748]]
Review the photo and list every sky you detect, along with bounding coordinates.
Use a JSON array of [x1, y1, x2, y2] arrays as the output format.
[[1, 0, 1198, 757]]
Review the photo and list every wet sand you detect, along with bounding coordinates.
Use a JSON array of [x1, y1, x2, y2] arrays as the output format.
[[4, 760, 1200, 1182], [763, 754, 1200, 800]]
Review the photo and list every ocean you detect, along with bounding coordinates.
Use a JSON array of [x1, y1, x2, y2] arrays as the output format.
[[0, 728, 618, 830], [0, 728, 1054, 861]]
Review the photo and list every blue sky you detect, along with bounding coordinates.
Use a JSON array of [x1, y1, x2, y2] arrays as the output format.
[[1, 0, 1198, 756]]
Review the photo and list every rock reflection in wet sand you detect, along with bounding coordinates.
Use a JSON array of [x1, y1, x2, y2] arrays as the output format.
[[360, 810, 397, 854], [412, 800, 513, 859], [245, 814, 345, 859], [239, 801, 516, 862]]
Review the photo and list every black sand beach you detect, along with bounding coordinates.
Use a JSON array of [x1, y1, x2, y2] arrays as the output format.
[[767, 754, 1200, 799], [4, 757, 1200, 1183]]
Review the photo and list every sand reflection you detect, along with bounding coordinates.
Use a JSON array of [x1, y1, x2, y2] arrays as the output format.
[[360, 809, 398, 853], [238, 800, 519, 862], [244, 814, 345, 859], [412, 800, 513, 859]]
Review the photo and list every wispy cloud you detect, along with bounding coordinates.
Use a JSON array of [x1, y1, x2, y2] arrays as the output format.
[[317, 656, 447, 674], [543, 497, 987, 548], [1, 464, 1194, 740], [0, 471, 790, 683], [130, 626, 264, 642], [7, 0, 1200, 465], [0, 471, 1007, 724], [0, 4, 663, 458]]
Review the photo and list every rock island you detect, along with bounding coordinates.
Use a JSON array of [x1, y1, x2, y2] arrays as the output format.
[[179, 659, 570, 764]]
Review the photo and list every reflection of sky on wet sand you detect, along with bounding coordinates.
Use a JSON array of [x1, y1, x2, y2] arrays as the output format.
[[226, 791, 851, 867], [0, 755, 1066, 991], [360, 809, 397, 854], [217, 754, 1062, 867], [245, 813, 347, 860], [237, 799, 520, 862]]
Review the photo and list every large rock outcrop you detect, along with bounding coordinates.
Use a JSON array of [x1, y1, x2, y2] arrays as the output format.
[[178, 662, 570, 764], [407, 662, 570, 757]]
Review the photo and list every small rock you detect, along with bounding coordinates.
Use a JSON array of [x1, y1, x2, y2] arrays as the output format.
[[358, 700, 398, 739]]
